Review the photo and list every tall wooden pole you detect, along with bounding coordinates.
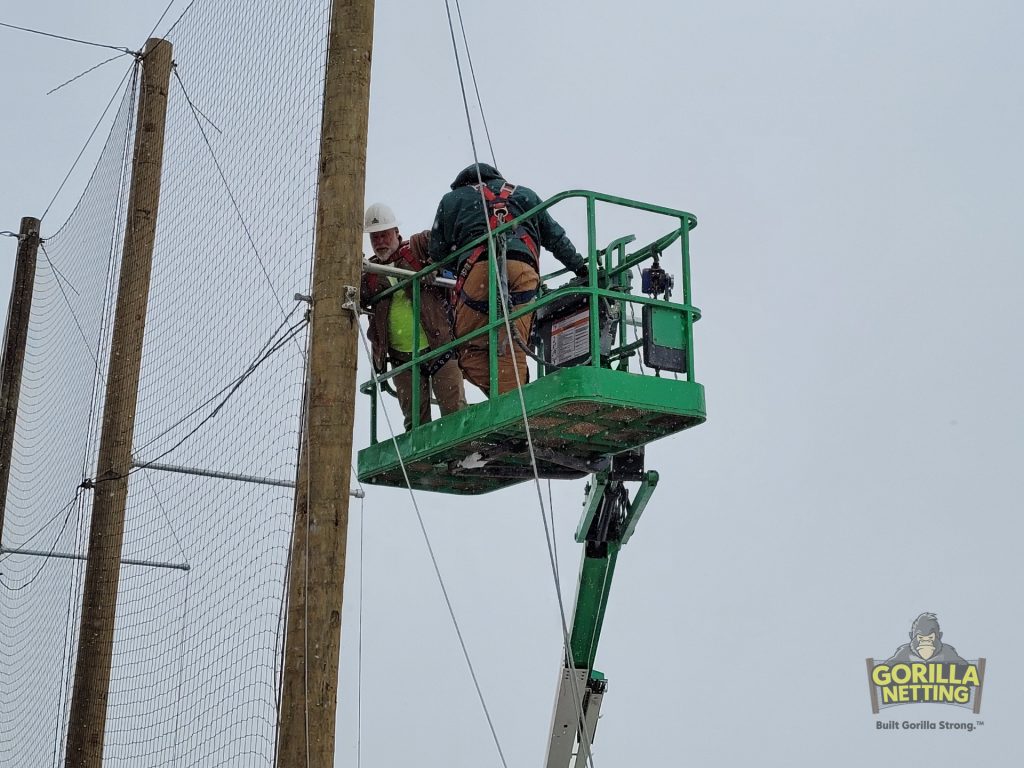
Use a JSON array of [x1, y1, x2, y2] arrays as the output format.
[[276, 0, 373, 764], [0, 216, 41, 541], [64, 38, 172, 768]]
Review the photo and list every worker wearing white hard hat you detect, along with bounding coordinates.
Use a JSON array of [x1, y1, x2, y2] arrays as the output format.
[[361, 203, 466, 431]]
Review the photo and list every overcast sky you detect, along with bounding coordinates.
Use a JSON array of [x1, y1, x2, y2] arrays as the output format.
[[2, 1, 1024, 766]]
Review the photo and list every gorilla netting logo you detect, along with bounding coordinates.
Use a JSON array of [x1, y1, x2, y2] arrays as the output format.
[[867, 613, 986, 714]]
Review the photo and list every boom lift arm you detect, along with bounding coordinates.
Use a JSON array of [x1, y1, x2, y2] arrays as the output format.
[[545, 454, 659, 767]]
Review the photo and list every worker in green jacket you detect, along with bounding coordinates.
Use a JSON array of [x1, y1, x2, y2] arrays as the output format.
[[428, 163, 586, 395]]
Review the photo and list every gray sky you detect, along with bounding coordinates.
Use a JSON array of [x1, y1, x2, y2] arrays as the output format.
[[3, 1, 1024, 766]]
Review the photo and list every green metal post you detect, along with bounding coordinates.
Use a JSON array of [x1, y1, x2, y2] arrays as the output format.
[[616, 241, 629, 372], [369, 382, 378, 444], [488, 240, 498, 396], [681, 217, 694, 380], [411, 276, 421, 427], [587, 195, 600, 368]]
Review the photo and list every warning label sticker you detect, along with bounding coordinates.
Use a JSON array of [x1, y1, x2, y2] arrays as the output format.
[[550, 310, 590, 366]]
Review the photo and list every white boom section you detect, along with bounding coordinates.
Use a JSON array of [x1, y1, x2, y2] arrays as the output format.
[[544, 665, 605, 768]]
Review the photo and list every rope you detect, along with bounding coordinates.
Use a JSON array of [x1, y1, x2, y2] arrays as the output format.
[[41, 60, 138, 221], [0, 491, 82, 591], [133, 306, 306, 457], [357, 322, 511, 768], [47, 52, 132, 96], [38, 243, 99, 369], [163, 0, 203, 39], [354, 468, 366, 768], [144, 0, 180, 42], [451, 0, 496, 167], [0, 20, 136, 55], [131, 317, 308, 472], [172, 66, 295, 330], [441, 1, 597, 761]]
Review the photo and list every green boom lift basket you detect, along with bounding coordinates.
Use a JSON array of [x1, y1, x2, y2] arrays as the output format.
[[356, 190, 706, 495]]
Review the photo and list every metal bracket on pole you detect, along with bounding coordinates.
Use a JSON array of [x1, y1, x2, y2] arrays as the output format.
[[341, 285, 358, 315]]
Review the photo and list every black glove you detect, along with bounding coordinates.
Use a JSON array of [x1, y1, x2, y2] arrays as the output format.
[[574, 265, 589, 283]]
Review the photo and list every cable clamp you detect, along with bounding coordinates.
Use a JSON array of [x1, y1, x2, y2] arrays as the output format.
[[341, 285, 358, 315]]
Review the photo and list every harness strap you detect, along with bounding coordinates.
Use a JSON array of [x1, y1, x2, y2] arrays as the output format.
[[458, 288, 537, 316], [396, 241, 426, 273], [452, 182, 540, 296], [423, 348, 455, 377]]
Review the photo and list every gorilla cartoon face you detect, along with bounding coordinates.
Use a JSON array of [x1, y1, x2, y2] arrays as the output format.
[[913, 631, 938, 659], [910, 614, 943, 660]]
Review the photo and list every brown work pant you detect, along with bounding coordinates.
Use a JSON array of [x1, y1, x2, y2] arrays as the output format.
[[454, 260, 539, 396], [389, 348, 466, 431]]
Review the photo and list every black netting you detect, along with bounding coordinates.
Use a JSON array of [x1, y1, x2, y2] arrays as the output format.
[[0, 2, 331, 765]]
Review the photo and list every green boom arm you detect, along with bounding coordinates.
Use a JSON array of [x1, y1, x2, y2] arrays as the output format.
[[544, 468, 659, 767]]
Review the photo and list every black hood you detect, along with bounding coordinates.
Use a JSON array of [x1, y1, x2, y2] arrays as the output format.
[[450, 162, 503, 190]]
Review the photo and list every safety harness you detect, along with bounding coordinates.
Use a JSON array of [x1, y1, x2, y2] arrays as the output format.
[[454, 182, 540, 314]]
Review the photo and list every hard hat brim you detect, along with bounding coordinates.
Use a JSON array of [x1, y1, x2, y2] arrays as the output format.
[[364, 222, 400, 234]]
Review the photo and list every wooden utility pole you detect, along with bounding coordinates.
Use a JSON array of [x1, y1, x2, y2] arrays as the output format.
[[64, 38, 172, 768], [276, 0, 373, 764], [0, 216, 41, 539]]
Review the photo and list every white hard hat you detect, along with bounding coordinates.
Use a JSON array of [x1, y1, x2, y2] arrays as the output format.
[[364, 202, 399, 233]]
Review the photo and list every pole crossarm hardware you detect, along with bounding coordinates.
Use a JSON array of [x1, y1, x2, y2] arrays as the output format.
[[133, 459, 365, 497], [0, 546, 189, 572], [545, 451, 659, 768]]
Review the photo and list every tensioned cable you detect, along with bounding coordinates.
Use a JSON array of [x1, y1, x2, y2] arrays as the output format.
[[442, 2, 596, 762], [356, 323, 510, 768], [41, 61, 137, 221], [0, 490, 82, 591], [0, 492, 83, 562], [80, 315, 306, 495], [47, 52, 132, 96], [144, 0, 180, 42], [469, 169, 599, 768], [80, 61, 139, 482], [129, 319, 308, 474], [355, 471, 365, 768], [51, 495, 85, 768], [38, 243, 98, 369], [140, 471, 189, 565], [172, 67, 297, 331], [134, 304, 305, 455], [270, 309, 314, 768], [162, 0, 203, 39], [0, 21, 136, 55], [450, 0, 496, 168], [49, 66, 138, 766]]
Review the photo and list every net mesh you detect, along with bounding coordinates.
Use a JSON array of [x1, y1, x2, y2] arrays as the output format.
[[0, 1, 331, 764]]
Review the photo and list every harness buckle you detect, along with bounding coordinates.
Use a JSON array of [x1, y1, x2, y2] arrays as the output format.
[[491, 204, 509, 225]]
